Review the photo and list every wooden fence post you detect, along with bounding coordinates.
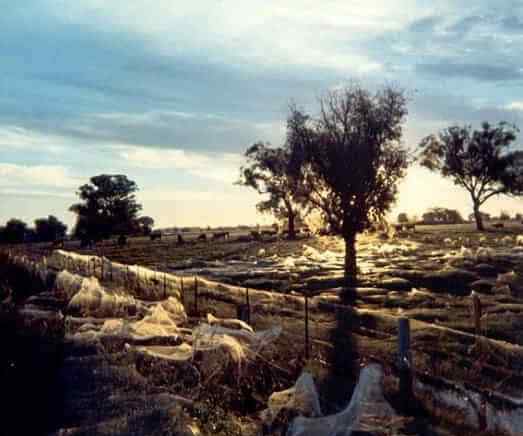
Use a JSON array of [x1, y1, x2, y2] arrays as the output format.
[[304, 293, 310, 360], [398, 317, 412, 407], [194, 277, 198, 316], [246, 287, 251, 324], [472, 292, 482, 335], [236, 287, 251, 324]]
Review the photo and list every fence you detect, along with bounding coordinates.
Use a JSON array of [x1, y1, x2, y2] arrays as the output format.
[[0, 246, 490, 386]]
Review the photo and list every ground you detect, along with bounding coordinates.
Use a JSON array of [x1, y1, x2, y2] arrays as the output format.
[[3, 222, 523, 435]]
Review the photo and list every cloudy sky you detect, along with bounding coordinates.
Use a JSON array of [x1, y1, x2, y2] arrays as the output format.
[[2, 0, 523, 229]]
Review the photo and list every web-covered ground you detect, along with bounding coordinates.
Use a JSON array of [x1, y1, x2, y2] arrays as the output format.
[[4, 226, 523, 435]]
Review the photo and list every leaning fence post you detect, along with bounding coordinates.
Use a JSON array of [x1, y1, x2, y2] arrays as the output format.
[[246, 287, 251, 324], [163, 270, 167, 299], [194, 276, 198, 316], [398, 317, 412, 406], [304, 293, 310, 360], [472, 292, 482, 335]]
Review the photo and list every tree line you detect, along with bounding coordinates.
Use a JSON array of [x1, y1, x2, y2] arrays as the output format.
[[398, 208, 520, 225], [1, 174, 155, 245], [0, 216, 67, 244], [238, 83, 523, 284]]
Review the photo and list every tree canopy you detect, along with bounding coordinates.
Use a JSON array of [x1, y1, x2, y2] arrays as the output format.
[[238, 142, 304, 238], [397, 213, 409, 223], [34, 215, 67, 242], [136, 216, 155, 235], [0, 219, 29, 244], [422, 207, 463, 224], [70, 174, 143, 240], [287, 84, 409, 282], [419, 122, 523, 230]]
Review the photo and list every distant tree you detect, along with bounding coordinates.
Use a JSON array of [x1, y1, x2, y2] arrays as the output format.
[[422, 207, 463, 224], [419, 122, 523, 231], [515, 213, 523, 221], [444, 208, 464, 224], [70, 174, 142, 240], [135, 216, 154, 235], [0, 219, 28, 244], [287, 84, 409, 283], [499, 210, 511, 221], [34, 215, 67, 242], [238, 142, 304, 239], [468, 211, 490, 222], [397, 213, 409, 223]]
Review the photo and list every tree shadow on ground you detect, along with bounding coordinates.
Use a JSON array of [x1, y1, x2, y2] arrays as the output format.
[[318, 287, 360, 414]]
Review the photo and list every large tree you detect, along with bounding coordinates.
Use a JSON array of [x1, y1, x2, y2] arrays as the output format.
[[34, 215, 67, 242], [419, 122, 522, 231], [135, 216, 155, 235], [397, 213, 409, 223], [0, 219, 29, 244], [288, 84, 409, 283], [238, 142, 304, 239], [70, 174, 142, 240]]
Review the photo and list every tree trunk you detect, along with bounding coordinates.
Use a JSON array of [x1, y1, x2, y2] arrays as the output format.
[[473, 202, 484, 231], [287, 211, 296, 240], [344, 232, 357, 286]]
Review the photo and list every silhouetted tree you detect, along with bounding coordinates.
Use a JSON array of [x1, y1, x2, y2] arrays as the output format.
[[34, 215, 67, 242], [397, 212, 409, 223], [136, 216, 155, 235], [419, 122, 523, 231], [238, 142, 304, 239], [422, 207, 463, 224], [499, 210, 511, 221], [288, 84, 409, 283], [70, 174, 142, 240], [0, 219, 28, 244]]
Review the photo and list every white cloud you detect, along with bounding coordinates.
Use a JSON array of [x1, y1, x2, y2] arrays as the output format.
[[93, 110, 199, 126], [49, 0, 435, 74], [0, 162, 80, 190], [0, 188, 74, 198], [119, 146, 243, 184], [0, 126, 69, 153], [506, 101, 523, 111]]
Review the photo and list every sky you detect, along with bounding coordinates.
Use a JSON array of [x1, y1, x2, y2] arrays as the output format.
[[2, 0, 523, 229]]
